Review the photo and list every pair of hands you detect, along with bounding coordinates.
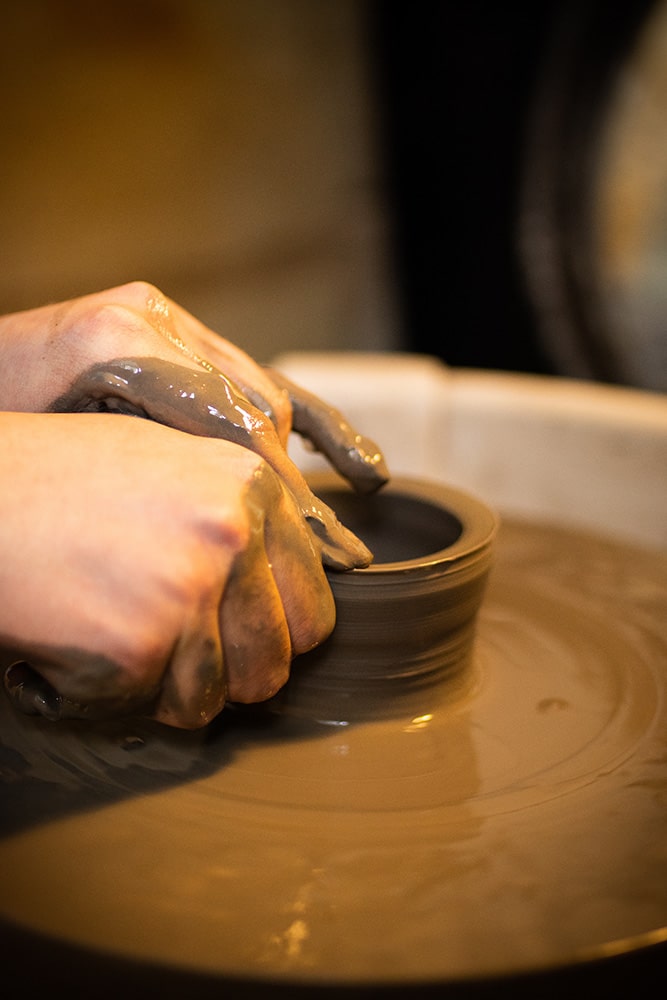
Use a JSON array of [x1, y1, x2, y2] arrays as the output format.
[[0, 281, 387, 728]]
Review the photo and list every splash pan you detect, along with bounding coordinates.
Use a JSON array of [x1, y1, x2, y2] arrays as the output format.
[[1, 496, 666, 993]]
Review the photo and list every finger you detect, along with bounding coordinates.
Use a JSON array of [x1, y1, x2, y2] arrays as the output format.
[[219, 525, 292, 704], [150, 604, 226, 729], [48, 357, 276, 457], [257, 468, 336, 656], [267, 368, 390, 494]]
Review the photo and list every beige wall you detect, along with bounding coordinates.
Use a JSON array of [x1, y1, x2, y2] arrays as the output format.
[[0, 0, 399, 361]]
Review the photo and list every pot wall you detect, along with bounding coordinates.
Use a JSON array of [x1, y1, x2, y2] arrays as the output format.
[[275, 352, 667, 551]]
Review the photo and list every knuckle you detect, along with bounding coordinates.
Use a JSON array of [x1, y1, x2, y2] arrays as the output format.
[[53, 280, 168, 362], [55, 301, 141, 362], [107, 625, 171, 692], [118, 279, 163, 300]]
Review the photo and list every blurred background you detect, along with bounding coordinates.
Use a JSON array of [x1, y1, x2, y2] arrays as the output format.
[[1, 0, 666, 391]]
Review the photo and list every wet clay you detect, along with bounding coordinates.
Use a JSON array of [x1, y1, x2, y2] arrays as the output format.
[[48, 357, 386, 570], [268, 369, 389, 494], [1, 517, 666, 987], [270, 475, 498, 722]]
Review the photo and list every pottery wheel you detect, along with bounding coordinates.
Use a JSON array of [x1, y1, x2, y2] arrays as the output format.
[[1, 517, 666, 990]]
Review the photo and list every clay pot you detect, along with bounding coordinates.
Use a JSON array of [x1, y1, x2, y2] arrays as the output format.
[[271, 474, 498, 722]]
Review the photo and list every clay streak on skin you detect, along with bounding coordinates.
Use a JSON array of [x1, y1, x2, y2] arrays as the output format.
[[267, 369, 389, 495], [48, 357, 375, 571]]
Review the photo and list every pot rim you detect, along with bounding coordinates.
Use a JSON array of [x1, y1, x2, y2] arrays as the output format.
[[309, 472, 499, 574]]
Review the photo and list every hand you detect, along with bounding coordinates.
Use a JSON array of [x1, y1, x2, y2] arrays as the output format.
[[0, 280, 291, 438], [0, 281, 388, 568], [0, 412, 336, 728]]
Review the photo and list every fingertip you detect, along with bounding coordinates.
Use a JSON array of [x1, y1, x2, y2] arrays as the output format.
[[150, 678, 226, 729], [150, 696, 225, 730], [151, 630, 227, 730], [223, 606, 292, 703], [226, 656, 291, 704], [284, 564, 336, 658]]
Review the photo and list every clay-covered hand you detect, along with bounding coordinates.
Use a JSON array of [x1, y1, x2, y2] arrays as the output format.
[[0, 281, 388, 569], [0, 412, 336, 728]]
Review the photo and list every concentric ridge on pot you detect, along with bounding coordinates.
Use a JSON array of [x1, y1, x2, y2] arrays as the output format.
[[271, 474, 499, 722]]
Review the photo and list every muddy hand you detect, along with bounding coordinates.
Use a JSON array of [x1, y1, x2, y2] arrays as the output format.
[[49, 357, 373, 571], [267, 369, 389, 495]]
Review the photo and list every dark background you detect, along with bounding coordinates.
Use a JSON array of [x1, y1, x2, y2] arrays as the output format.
[[367, 0, 660, 383]]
